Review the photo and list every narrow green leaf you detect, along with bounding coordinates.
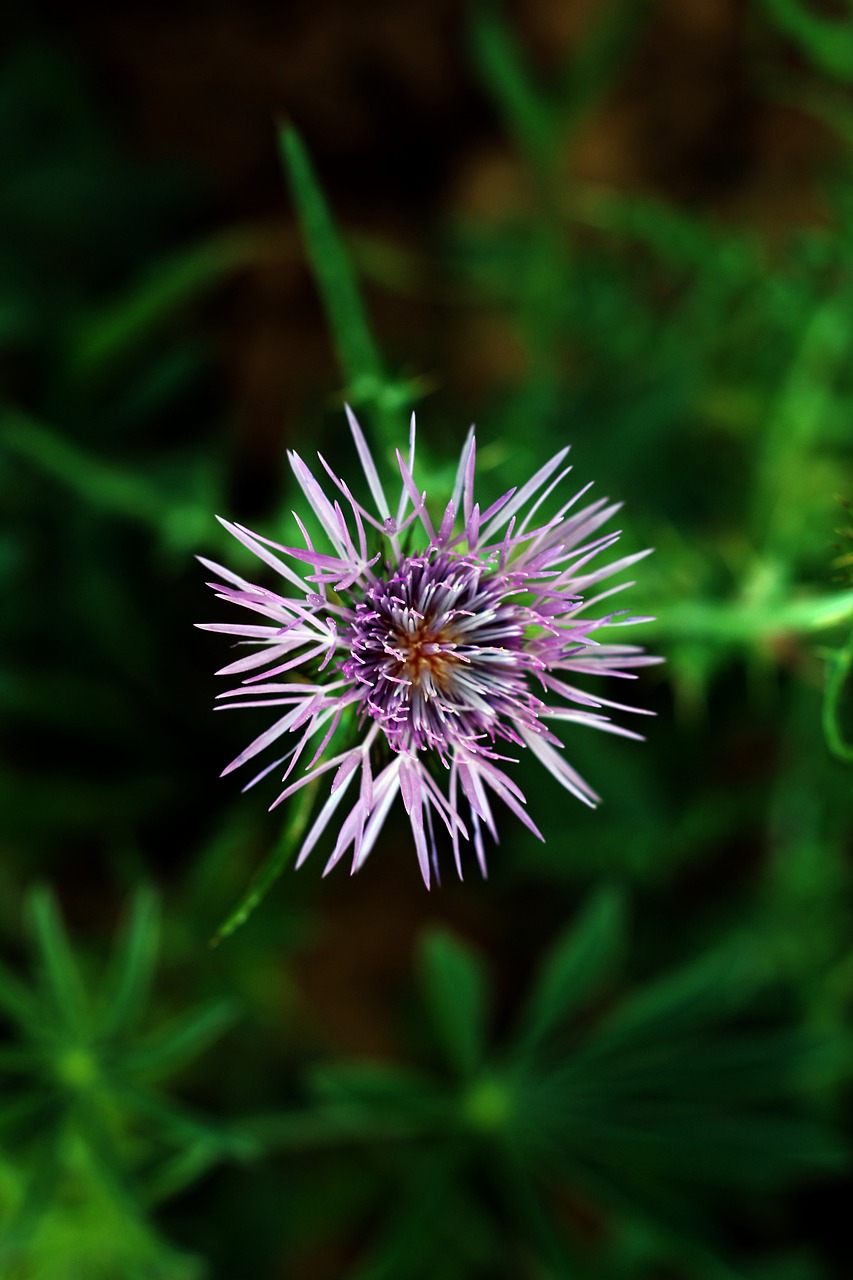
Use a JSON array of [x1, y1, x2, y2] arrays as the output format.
[[592, 942, 761, 1050], [0, 1089, 58, 1142], [0, 1045, 41, 1073], [279, 125, 384, 393], [418, 928, 490, 1077], [143, 1138, 239, 1207], [559, 0, 659, 127], [492, 1139, 582, 1277], [99, 887, 160, 1039], [0, 1128, 63, 1247], [0, 406, 171, 528], [349, 1151, 479, 1280], [121, 1086, 258, 1160], [69, 232, 254, 382], [212, 780, 317, 944], [822, 627, 853, 762], [514, 886, 625, 1055], [72, 1094, 142, 1221], [238, 1108, 417, 1149], [0, 961, 42, 1034], [308, 1062, 449, 1128], [759, 0, 853, 81], [470, 7, 557, 173], [26, 887, 89, 1034], [564, 1031, 842, 1102], [123, 1000, 237, 1080]]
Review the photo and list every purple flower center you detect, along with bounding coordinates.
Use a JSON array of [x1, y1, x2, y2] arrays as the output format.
[[342, 551, 545, 755]]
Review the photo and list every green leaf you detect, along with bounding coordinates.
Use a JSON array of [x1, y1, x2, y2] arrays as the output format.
[[278, 126, 384, 394], [418, 928, 490, 1077], [212, 781, 317, 943], [309, 1062, 443, 1115], [0, 961, 42, 1035], [123, 1000, 237, 1080], [591, 942, 762, 1050], [143, 1137, 241, 1207], [99, 887, 160, 1039], [238, 1107, 419, 1149], [513, 886, 625, 1055], [564, 1031, 843, 1103], [759, 0, 853, 81], [0, 406, 172, 528], [26, 887, 89, 1034], [0, 1128, 63, 1247], [821, 626, 853, 762], [492, 1138, 582, 1277], [349, 1151, 489, 1280], [122, 1087, 256, 1160], [470, 6, 557, 173], [71, 1093, 142, 1220], [68, 232, 251, 383], [558, 0, 659, 127]]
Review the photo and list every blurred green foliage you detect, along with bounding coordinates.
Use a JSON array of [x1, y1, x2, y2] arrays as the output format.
[[2, 3, 853, 1277]]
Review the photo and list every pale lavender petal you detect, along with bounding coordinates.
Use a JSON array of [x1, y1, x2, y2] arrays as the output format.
[[288, 452, 349, 554], [346, 403, 391, 520], [520, 729, 599, 807], [450, 427, 475, 523], [295, 766, 358, 869], [479, 447, 570, 542]]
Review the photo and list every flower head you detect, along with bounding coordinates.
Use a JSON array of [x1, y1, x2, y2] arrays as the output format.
[[198, 411, 657, 887]]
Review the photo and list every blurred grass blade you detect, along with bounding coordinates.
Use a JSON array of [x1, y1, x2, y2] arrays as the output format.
[[69, 232, 254, 383], [592, 942, 761, 1048], [240, 1106, 426, 1149], [821, 628, 853, 762], [752, 296, 850, 554], [0, 406, 171, 527], [26, 887, 90, 1034], [0, 961, 43, 1035], [492, 1140, 581, 1277], [563, 1031, 844, 1101], [0, 1045, 40, 1073], [513, 886, 625, 1054], [418, 929, 490, 1077], [279, 125, 385, 399], [559, 0, 658, 127], [0, 1090, 56, 1143], [122, 1087, 258, 1163], [99, 887, 160, 1039], [309, 1062, 442, 1114], [74, 1094, 143, 1220], [348, 1152, 478, 1280], [212, 780, 317, 943], [470, 6, 556, 173], [0, 1131, 62, 1248], [759, 0, 853, 81], [123, 999, 237, 1079], [144, 1138, 241, 1207]]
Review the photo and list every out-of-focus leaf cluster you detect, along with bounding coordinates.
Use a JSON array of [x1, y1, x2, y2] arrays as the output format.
[[259, 890, 848, 1279], [0, 889, 245, 1278]]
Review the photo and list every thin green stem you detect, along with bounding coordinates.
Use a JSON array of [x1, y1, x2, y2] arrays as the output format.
[[822, 628, 853, 762], [211, 782, 318, 944]]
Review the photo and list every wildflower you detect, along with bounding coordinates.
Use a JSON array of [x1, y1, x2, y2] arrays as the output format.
[[198, 411, 657, 887]]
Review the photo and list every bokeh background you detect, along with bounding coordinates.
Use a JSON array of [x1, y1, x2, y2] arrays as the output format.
[[3, 0, 853, 1276]]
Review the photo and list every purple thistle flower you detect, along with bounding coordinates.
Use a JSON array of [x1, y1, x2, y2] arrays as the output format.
[[198, 410, 658, 888]]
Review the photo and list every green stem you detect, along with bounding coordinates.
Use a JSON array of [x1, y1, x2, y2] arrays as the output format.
[[211, 782, 318, 944], [822, 628, 853, 762]]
